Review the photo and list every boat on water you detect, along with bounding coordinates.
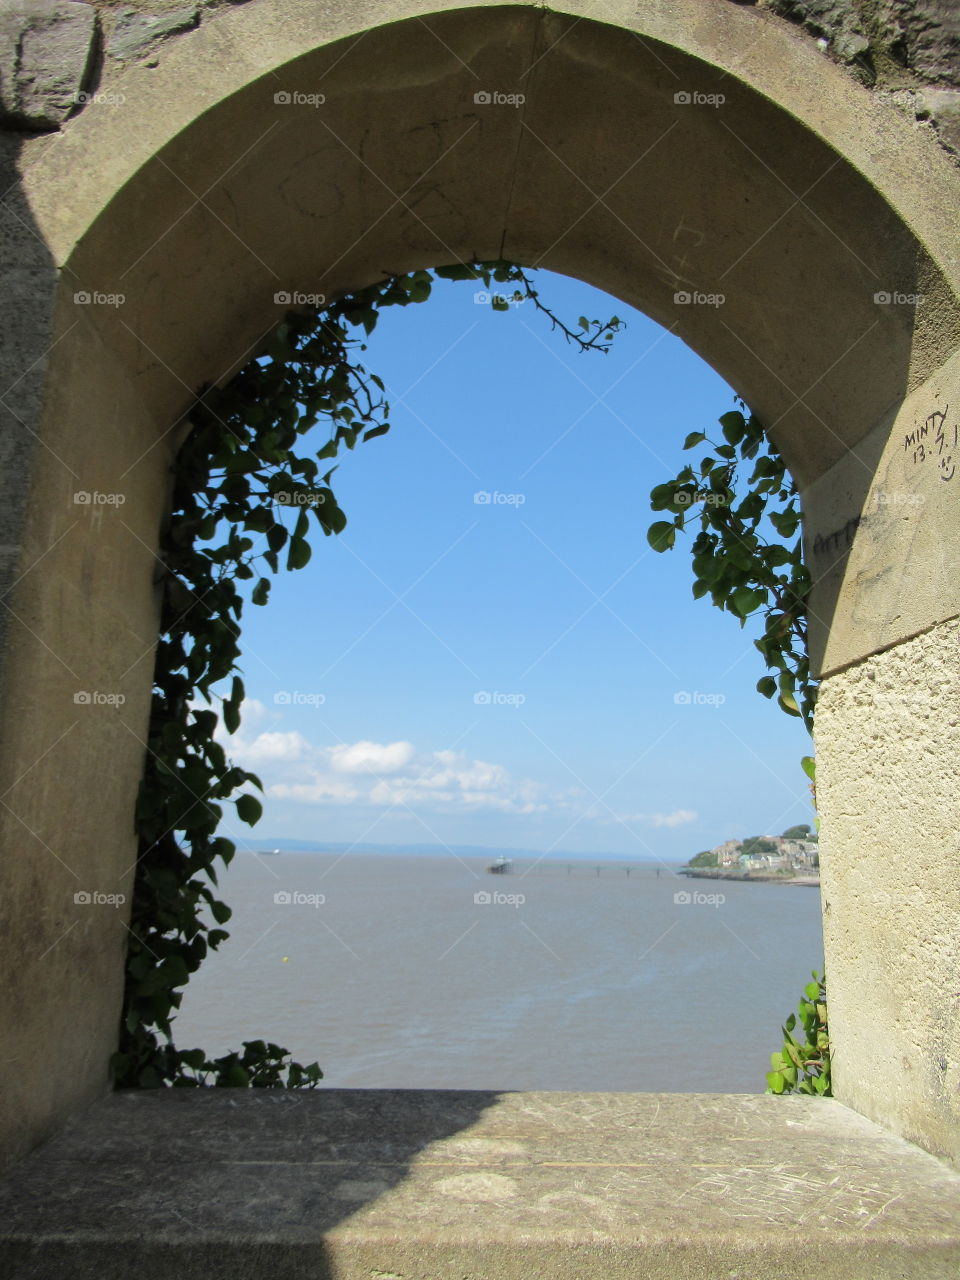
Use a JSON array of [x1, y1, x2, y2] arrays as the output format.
[[486, 855, 512, 875]]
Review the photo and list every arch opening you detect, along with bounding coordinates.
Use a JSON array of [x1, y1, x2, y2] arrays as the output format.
[[164, 267, 822, 1095], [1, 0, 959, 1167]]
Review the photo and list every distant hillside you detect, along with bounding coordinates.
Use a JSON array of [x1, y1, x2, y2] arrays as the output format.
[[687, 826, 818, 870]]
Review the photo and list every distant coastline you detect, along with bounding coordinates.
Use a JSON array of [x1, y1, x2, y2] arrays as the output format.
[[683, 825, 820, 886], [677, 866, 820, 887]]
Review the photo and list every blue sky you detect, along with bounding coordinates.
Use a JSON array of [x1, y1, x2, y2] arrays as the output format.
[[216, 270, 815, 861]]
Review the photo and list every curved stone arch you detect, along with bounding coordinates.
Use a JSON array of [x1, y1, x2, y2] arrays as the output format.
[[24, 1, 960, 277], [18, 1, 960, 658], [1, 0, 958, 1167]]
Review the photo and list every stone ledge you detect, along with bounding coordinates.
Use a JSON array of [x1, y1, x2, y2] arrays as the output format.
[[2, 1090, 960, 1278]]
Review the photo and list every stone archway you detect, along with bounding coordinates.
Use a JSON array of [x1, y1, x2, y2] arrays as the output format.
[[1, 0, 958, 1170]]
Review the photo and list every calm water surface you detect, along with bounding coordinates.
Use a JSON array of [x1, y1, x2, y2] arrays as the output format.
[[175, 852, 823, 1092]]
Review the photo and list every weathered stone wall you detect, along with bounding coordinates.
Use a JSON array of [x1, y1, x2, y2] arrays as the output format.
[[763, 0, 960, 154], [818, 615, 960, 1163], [4, 1, 959, 160], [764, 0, 960, 86], [0, 0, 958, 1176]]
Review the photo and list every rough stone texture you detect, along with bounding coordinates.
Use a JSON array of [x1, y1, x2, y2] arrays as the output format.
[[0, 136, 59, 789], [0, 0, 96, 130], [106, 4, 198, 60], [764, 0, 872, 66], [762, 0, 960, 88], [0, 279, 165, 1173], [921, 86, 960, 152], [1, 0, 957, 172], [817, 615, 960, 1166], [2, 1090, 960, 1278], [882, 0, 960, 87]]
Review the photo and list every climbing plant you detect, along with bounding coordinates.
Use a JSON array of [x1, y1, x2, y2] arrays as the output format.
[[113, 262, 623, 1089], [645, 407, 828, 1093], [767, 971, 831, 1096], [646, 404, 816, 733]]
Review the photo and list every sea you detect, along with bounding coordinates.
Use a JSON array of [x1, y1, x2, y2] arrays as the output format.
[[174, 851, 824, 1093]]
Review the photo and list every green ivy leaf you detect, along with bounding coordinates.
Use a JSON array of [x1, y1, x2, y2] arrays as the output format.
[[220, 1062, 251, 1087], [769, 509, 799, 538], [243, 507, 274, 534], [286, 537, 312, 571], [732, 585, 764, 618], [647, 521, 677, 552], [235, 793, 262, 826], [719, 411, 746, 444], [434, 263, 482, 281], [322, 505, 347, 535], [650, 482, 679, 511], [222, 698, 240, 736], [266, 524, 288, 553]]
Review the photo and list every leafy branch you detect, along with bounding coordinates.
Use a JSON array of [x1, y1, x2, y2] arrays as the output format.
[[767, 971, 831, 1096], [646, 402, 816, 731], [646, 404, 826, 1091]]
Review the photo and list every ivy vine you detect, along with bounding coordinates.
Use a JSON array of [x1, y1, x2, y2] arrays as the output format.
[[646, 405, 817, 802], [767, 970, 831, 1096], [646, 407, 827, 1092], [114, 262, 623, 1088]]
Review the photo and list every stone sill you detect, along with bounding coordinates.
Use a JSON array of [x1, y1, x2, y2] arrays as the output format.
[[2, 1090, 960, 1278]]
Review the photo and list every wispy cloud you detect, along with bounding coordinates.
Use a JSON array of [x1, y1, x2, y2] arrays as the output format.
[[586, 805, 698, 828], [644, 808, 698, 828], [215, 702, 695, 830]]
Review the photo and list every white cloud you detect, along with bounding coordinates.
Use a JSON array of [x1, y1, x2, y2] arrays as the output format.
[[271, 777, 362, 804], [330, 740, 415, 774], [240, 731, 310, 763], [612, 808, 698, 828], [262, 741, 548, 816], [215, 716, 696, 831], [365, 751, 547, 814], [650, 808, 697, 827]]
